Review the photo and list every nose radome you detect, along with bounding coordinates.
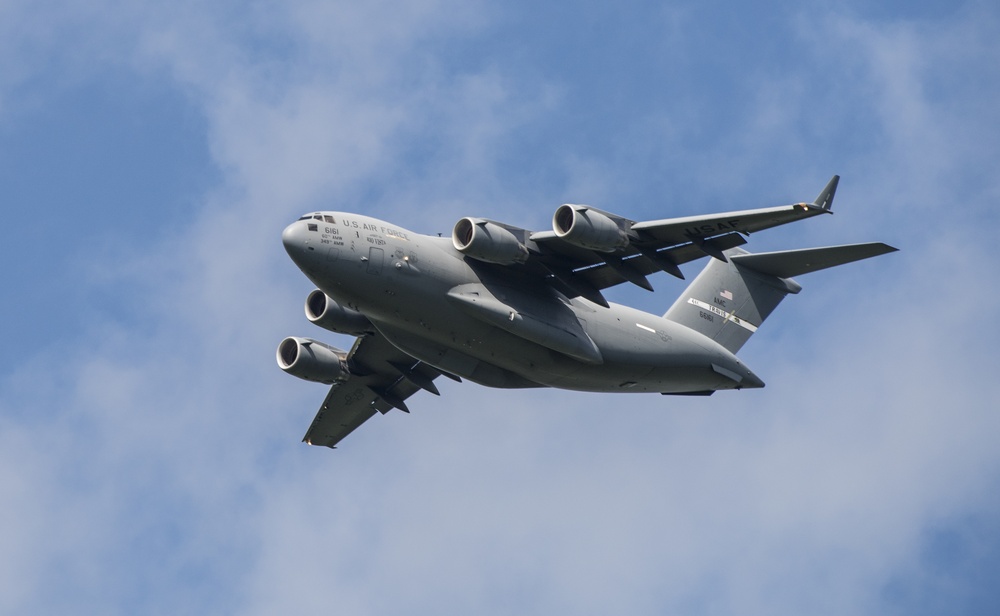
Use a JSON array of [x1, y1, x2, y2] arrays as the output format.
[[282, 222, 301, 254]]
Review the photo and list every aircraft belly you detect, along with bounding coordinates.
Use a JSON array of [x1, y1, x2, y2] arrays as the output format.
[[336, 260, 602, 388], [370, 312, 692, 394], [347, 277, 573, 389], [373, 318, 570, 389], [306, 232, 755, 394], [553, 304, 753, 393]]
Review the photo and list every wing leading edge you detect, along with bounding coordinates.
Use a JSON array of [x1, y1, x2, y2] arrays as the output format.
[[301, 332, 453, 448]]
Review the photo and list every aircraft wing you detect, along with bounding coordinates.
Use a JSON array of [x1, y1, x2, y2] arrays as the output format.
[[518, 177, 838, 306], [301, 331, 451, 448]]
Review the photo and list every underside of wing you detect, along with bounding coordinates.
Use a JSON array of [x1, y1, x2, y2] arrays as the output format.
[[301, 332, 455, 448], [526, 201, 830, 305], [302, 385, 380, 448]]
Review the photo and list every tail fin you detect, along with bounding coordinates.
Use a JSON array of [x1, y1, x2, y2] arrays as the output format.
[[664, 242, 897, 353]]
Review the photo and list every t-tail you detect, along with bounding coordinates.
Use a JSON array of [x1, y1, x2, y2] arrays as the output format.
[[664, 242, 897, 353]]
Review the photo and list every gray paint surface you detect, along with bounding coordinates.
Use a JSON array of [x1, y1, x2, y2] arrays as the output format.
[[277, 178, 896, 447]]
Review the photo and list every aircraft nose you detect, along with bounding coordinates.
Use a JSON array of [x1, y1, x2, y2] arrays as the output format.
[[282, 221, 304, 255], [282, 221, 315, 269]]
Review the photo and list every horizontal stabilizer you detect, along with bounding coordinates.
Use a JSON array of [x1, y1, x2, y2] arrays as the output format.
[[730, 242, 898, 279], [664, 242, 897, 354]]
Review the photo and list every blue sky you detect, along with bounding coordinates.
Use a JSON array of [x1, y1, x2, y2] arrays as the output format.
[[2, 1, 999, 614]]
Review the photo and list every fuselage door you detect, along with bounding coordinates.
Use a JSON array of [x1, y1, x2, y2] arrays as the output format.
[[367, 247, 384, 275]]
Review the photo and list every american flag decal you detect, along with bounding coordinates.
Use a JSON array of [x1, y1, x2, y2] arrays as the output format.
[[720, 290, 733, 300]]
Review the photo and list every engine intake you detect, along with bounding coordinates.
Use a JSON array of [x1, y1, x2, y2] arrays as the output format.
[[276, 337, 349, 384], [452, 217, 528, 265], [305, 290, 373, 335], [553, 205, 629, 252]]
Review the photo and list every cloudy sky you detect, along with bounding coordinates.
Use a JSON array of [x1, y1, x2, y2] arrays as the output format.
[[2, 0, 998, 613]]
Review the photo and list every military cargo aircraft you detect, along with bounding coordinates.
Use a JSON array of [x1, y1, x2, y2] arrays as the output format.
[[278, 176, 896, 448]]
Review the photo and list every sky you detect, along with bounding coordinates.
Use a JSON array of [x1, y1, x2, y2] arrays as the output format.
[[1, 0, 999, 614]]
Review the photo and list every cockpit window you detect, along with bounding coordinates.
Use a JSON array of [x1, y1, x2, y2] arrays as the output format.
[[324, 215, 335, 223], [298, 215, 311, 221], [313, 215, 323, 220]]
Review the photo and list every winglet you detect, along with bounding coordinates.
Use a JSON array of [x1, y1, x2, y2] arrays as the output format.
[[813, 175, 840, 211]]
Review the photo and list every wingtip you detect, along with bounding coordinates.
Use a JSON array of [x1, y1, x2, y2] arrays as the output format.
[[813, 175, 840, 210]]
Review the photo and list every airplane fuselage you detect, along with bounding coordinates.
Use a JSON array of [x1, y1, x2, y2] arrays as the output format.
[[281, 212, 763, 394]]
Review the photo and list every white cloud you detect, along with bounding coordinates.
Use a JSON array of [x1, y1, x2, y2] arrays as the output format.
[[2, 1, 999, 614]]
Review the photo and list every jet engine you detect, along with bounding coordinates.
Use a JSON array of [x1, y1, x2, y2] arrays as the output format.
[[305, 290, 373, 335], [452, 217, 529, 265], [276, 337, 349, 384], [552, 205, 629, 252]]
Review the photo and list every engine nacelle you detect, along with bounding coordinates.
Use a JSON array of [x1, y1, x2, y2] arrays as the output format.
[[305, 290, 373, 335], [552, 205, 629, 252], [452, 217, 529, 265], [276, 337, 349, 384]]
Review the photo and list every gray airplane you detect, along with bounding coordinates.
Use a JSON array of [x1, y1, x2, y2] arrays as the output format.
[[278, 176, 896, 448]]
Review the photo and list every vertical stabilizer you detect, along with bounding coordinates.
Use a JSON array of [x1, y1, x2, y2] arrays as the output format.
[[664, 248, 796, 353], [664, 242, 896, 353]]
